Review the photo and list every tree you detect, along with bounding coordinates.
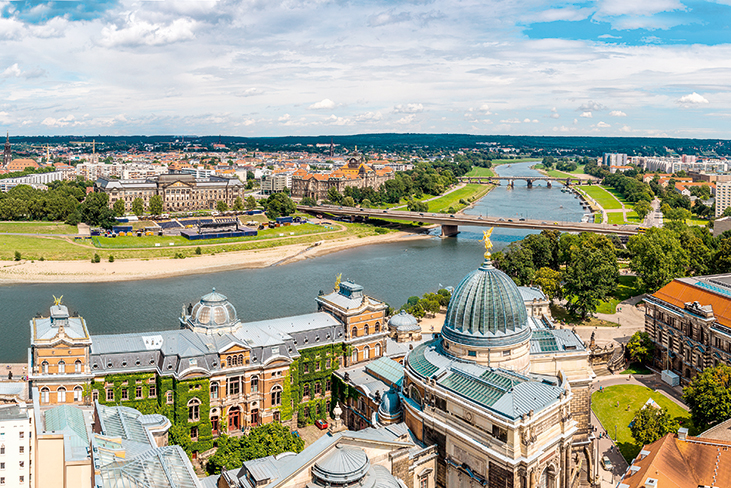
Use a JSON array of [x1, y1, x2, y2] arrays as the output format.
[[683, 364, 731, 428], [628, 228, 689, 292], [714, 238, 731, 273], [662, 204, 691, 224], [233, 196, 244, 211], [533, 267, 562, 302], [246, 195, 257, 211], [723, 206, 731, 218], [327, 187, 342, 204], [634, 200, 652, 221], [74, 192, 116, 229], [131, 197, 145, 217], [263, 193, 296, 219], [630, 406, 680, 446], [300, 196, 317, 207], [342, 196, 355, 207], [112, 199, 125, 217], [626, 331, 655, 364], [149, 195, 163, 216], [562, 233, 619, 318], [492, 243, 535, 285], [216, 200, 229, 212]]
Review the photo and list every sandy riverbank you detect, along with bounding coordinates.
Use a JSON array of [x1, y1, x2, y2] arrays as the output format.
[[0, 230, 432, 284]]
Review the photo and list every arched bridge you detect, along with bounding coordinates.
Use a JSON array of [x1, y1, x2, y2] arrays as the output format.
[[458, 176, 585, 188], [299, 205, 639, 237]]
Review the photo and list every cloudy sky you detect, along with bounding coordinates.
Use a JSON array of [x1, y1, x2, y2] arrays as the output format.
[[1, 0, 730, 137]]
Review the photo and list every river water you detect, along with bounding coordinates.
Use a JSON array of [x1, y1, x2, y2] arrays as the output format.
[[0, 162, 588, 361]]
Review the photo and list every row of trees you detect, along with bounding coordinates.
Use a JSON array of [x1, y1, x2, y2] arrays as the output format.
[[0, 178, 91, 221], [401, 289, 452, 318]]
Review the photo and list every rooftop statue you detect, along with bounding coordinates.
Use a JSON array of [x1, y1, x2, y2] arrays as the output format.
[[480, 227, 494, 261]]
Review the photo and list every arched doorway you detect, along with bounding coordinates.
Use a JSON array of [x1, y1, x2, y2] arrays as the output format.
[[228, 406, 241, 432], [539, 465, 556, 488]]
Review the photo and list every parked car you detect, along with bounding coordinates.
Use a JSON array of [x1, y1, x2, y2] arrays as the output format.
[[314, 419, 328, 430], [601, 456, 612, 471]]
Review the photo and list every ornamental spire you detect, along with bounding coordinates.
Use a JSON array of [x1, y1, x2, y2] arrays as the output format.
[[480, 227, 494, 263]]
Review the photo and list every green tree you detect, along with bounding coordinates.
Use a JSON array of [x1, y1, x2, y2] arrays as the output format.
[[628, 228, 689, 292], [563, 233, 619, 318], [263, 193, 296, 219], [149, 195, 163, 216], [245, 196, 257, 211], [626, 331, 655, 364], [662, 204, 691, 224], [533, 267, 562, 302], [630, 406, 680, 446], [492, 243, 535, 285], [634, 200, 652, 221], [683, 364, 731, 428], [112, 199, 125, 217], [343, 196, 355, 207], [74, 192, 116, 229], [131, 197, 145, 217], [233, 196, 244, 211], [327, 187, 342, 204], [216, 200, 229, 212], [723, 206, 731, 218], [300, 196, 317, 207], [714, 238, 731, 273]]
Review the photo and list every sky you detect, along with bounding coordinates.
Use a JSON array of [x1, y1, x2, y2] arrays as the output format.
[[1, 0, 731, 138]]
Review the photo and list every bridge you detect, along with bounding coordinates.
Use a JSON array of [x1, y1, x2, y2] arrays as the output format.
[[458, 176, 585, 188], [298, 205, 639, 237]]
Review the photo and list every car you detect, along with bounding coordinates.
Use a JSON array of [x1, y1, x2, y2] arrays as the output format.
[[498, 218, 505, 221], [383, 210, 388, 213], [519, 218, 525, 221], [601, 456, 613, 471], [613, 224, 618, 227], [314, 419, 329, 430], [420, 213, 424, 216], [508, 219, 513, 222]]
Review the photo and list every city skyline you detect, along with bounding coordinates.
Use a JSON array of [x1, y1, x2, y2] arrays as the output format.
[[1, 0, 730, 137]]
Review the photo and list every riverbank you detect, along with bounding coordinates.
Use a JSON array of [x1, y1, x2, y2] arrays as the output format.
[[0, 230, 432, 283]]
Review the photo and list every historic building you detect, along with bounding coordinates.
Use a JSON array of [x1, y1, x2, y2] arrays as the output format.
[[291, 151, 394, 201], [29, 283, 386, 458], [95, 172, 245, 213], [644, 273, 731, 382]]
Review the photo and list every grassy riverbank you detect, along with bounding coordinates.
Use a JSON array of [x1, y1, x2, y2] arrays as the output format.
[[427, 184, 493, 213], [0, 222, 79, 234]]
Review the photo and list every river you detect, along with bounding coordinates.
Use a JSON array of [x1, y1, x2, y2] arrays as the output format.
[[0, 162, 589, 361]]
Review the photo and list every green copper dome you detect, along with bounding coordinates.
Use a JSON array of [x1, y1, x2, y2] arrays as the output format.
[[441, 261, 531, 348]]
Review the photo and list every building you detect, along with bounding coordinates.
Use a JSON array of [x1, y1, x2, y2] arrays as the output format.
[[261, 173, 290, 194], [716, 181, 731, 217], [95, 172, 245, 213], [291, 152, 394, 201], [644, 273, 731, 382], [400, 253, 592, 487], [615, 429, 731, 488], [602, 153, 627, 167], [0, 403, 32, 488], [29, 283, 386, 457], [215, 423, 437, 488]]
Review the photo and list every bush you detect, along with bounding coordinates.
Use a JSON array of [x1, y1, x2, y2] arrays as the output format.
[[92, 253, 101, 263], [108, 255, 115, 263], [195, 247, 202, 255], [14, 251, 21, 261], [39, 256, 44, 261], [374, 227, 388, 234], [174, 252, 185, 259]]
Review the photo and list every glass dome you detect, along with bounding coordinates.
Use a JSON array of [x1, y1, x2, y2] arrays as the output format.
[[190, 288, 238, 329]]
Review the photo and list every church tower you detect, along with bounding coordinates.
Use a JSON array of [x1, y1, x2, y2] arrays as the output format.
[[3, 132, 10, 167]]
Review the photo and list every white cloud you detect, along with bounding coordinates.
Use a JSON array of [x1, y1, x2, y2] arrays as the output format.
[[609, 110, 627, 117], [500, 118, 522, 124], [278, 114, 291, 122], [578, 101, 607, 112], [355, 111, 383, 122], [395, 114, 416, 125], [549, 107, 559, 119], [394, 103, 424, 114], [677, 92, 709, 106], [596, 121, 611, 128], [100, 16, 196, 47], [41, 115, 77, 127], [479, 103, 491, 115], [580, 112, 592, 118], [619, 125, 632, 132], [597, 0, 686, 17], [523, 118, 531, 123], [308, 99, 336, 110], [326, 114, 353, 126], [2, 64, 22, 78]]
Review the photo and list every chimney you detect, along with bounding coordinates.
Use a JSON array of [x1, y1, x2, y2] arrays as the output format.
[[678, 427, 688, 440]]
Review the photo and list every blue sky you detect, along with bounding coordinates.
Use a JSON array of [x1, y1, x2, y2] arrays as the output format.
[[1, 0, 730, 137]]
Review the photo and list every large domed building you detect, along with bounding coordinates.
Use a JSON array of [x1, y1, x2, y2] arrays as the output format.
[[401, 248, 591, 488]]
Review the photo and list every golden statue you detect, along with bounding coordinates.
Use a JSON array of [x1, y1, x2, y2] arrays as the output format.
[[480, 228, 495, 260], [53, 295, 63, 307], [334, 273, 342, 292]]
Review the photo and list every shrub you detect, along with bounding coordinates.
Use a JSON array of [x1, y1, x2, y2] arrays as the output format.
[[39, 256, 44, 261], [92, 253, 101, 263], [14, 251, 21, 261], [195, 247, 202, 255], [374, 227, 388, 234], [174, 252, 185, 259], [108, 255, 115, 263]]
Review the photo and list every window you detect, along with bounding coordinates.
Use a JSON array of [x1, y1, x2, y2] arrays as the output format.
[[375, 344, 382, 357], [0, 446, 4, 455], [0, 477, 4, 485], [351, 326, 358, 337], [121, 388, 128, 401], [19, 476, 23, 484], [41, 361, 48, 374], [74, 386, 83, 402], [149, 386, 157, 398], [251, 376, 259, 393], [0, 462, 4, 469], [18, 461, 23, 467], [364, 346, 370, 360], [18, 432, 23, 440], [375, 322, 380, 333], [315, 382, 321, 396], [303, 363, 309, 374], [326, 359, 332, 369], [271, 386, 282, 406], [210, 382, 219, 400], [190, 426, 198, 441], [166, 391, 174, 404], [352, 349, 358, 363], [188, 399, 201, 422], [18, 447, 23, 455], [58, 360, 65, 374], [227, 377, 240, 396], [420, 474, 428, 488], [364, 324, 370, 335], [468, 350, 477, 357], [75, 360, 82, 373], [273, 411, 280, 422], [326, 379, 331, 392], [92, 390, 99, 402], [57, 387, 66, 403], [41, 388, 49, 404], [303, 383, 310, 397], [106, 389, 114, 401]]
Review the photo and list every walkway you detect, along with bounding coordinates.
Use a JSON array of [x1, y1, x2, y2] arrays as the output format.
[[572, 296, 646, 348]]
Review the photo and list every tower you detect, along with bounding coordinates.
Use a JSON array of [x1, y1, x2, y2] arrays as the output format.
[[329, 138, 334, 158], [3, 132, 10, 167]]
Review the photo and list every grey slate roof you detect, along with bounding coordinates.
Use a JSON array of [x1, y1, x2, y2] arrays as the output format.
[[518, 286, 547, 302]]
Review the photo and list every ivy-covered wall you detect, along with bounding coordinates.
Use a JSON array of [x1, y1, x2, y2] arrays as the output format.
[[92, 372, 173, 418], [289, 342, 346, 427], [173, 377, 213, 454]]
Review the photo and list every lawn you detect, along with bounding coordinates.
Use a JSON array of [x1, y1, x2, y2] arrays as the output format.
[[626, 210, 642, 223], [0, 235, 91, 260], [549, 304, 619, 327], [687, 218, 710, 227], [464, 167, 495, 177], [533, 164, 586, 177], [0, 222, 78, 234], [580, 186, 623, 210], [592, 384, 696, 461], [620, 363, 653, 375], [606, 212, 626, 225], [594, 276, 641, 314], [602, 186, 631, 205], [427, 184, 492, 213]]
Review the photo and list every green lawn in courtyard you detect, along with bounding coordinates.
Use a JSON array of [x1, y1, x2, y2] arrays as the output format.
[[687, 218, 710, 227], [594, 276, 641, 314], [580, 186, 623, 210], [626, 210, 642, 223], [549, 304, 619, 327], [620, 363, 653, 375], [594, 213, 603, 224], [592, 384, 696, 461], [0, 221, 78, 234], [426, 184, 492, 213]]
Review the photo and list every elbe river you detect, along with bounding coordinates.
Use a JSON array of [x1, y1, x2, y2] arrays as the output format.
[[0, 162, 587, 362]]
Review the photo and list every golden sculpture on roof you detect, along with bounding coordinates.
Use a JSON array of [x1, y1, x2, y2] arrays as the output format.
[[480, 228, 495, 260], [53, 295, 63, 307], [334, 273, 342, 292]]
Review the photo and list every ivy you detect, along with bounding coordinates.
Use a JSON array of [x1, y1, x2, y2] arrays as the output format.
[[289, 343, 345, 426], [173, 377, 213, 454]]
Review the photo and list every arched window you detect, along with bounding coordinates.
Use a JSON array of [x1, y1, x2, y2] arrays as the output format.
[[251, 375, 259, 393], [58, 360, 65, 374], [351, 326, 358, 338], [188, 398, 201, 421], [375, 322, 380, 333], [74, 360, 82, 373], [271, 386, 282, 406], [364, 346, 370, 360], [41, 361, 48, 374], [409, 385, 422, 406], [41, 387, 49, 403], [57, 387, 67, 403], [364, 324, 370, 335], [238, 354, 244, 365], [352, 349, 358, 363], [303, 383, 310, 397], [210, 382, 219, 399], [74, 386, 83, 402], [375, 344, 382, 357]]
